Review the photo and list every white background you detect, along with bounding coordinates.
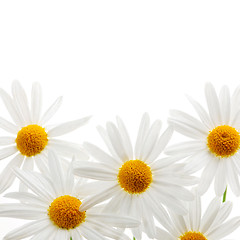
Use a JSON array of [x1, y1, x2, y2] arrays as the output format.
[[0, 1, 240, 239]]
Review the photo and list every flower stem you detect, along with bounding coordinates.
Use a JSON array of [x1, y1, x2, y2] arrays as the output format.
[[133, 237, 136, 240], [70, 237, 72, 240], [223, 187, 227, 203]]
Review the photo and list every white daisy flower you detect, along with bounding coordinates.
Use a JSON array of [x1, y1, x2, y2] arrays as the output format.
[[73, 113, 198, 239], [0, 151, 140, 240], [0, 80, 90, 193], [167, 83, 240, 197], [155, 189, 240, 240]]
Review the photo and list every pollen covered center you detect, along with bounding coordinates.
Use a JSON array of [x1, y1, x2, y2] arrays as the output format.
[[118, 160, 152, 194], [180, 231, 207, 240], [15, 124, 48, 157], [207, 125, 240, 157], [48, 195, 86, 229]]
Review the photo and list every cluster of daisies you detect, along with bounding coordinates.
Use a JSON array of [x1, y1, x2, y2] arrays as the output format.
[[0, 81, 240, 240]]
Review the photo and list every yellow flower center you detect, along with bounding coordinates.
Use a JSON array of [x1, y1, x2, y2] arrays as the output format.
[[118, 160, 152, 194], [207, 125, 240, 157], [180, 231, 207, 240], [15, 124, 48, 157], [48, 195, 86, 229]]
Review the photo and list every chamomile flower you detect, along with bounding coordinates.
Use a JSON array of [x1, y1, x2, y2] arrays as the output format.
[[0, 81, 90, 193], [167, 83, 240, 196], [0, 151, 140, 240], [73, 113, 198, 239], [155, 189, 240, 240]]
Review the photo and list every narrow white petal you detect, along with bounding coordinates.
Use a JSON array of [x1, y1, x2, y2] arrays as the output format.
[[148, 126, 174, 163], [140, 196, 156, 238], [19, 157, 34, 192], [116, 116, 133, 159], [48, 150, 65, 196], [150, 155, 185, 170], [200, 197, 221, 233], [186, 94, 214, 129], [47, 116, 91, 137], [83, 142, 119, 166], [97, 125, 120, 160], [79, 224, 106, 240], [80, 184, 118, 211], [214, 160, 227, 196], [207, 217, 240, 239], [34, 154, 49, 175], [28, 223, 56, 240], [0, 88, 24, 126], [0, 117, 19, 134], [169, 109, 209, 134], [165, 141, 205, 156], [155, 228, 175, 240], [198, 157, 218, 195], [4, 218, 49, 240], [0, 136, 15, 145], [205, 82, 222, 126], [73, 161, 117, 180], [12, 80, 32, 124], [106, 122, 128, 161], [219, 85, 230, 124], [31, 82, 42, 123], [88, 213, 140, 228], [0, 153, 24, 193], [189, 189, 201, 231], [135, 113, 150, 158], [40, 96, 63, 124], [140, 120, 162, 161], [0, 146, 18, 160], [48, 139, 88, 161], [168, 211, 187, 236], [231, 85, 240, 118], [226, 159, 240, 196], [0, 204, 45, 220]]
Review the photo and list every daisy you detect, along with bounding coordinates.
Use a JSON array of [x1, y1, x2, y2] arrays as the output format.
[[73, 113, 198, 239], [0, 80, 90, 193], [167, 83, 240, 197], [155, 189, 240, 240], [0, 150, 140, 240]]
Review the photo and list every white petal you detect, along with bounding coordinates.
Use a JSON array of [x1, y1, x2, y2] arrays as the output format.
[[214, 160, 227, 196], [40, 96, 63, 125], [135, 113, 150, 159], [207, 217, 240, 239], [80, 184, 118, 211], [226, 159, 240, 196], [88, 213, 140, 228], [140, 120, 162, 161], [0, 146, 18, 160], [0, 117, 18, 134], [186, 94, 213, 129], [73, 161, 117, 180], [0, 203, 45, 220], [34, 154, 49, 175], [12, 80, 32, 124], [219, 85, 230, 124], [4, 218, 50, 240], [83, 142, 119, 166], [147, 126, 173, 163], [198, 157, 218, 195], [48, 150, 65, 196], [165, 141, 205, 156], [47, 116, 91, 137], [116, 116, 133, 159], [200, 197, 221, 233], [0, 88, 24, 126], [205, 82, 222, 126], [48, 139, 88, 161], [19, 157, 34, 192], [79, 224, 106, 240], [31, 82, 42, 123], [0, 136, 15, 145], [106, 122, 128, 161], [189, 189, 201, 231], [155, 228, 175, 240], [0, 153, 24, 193]]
